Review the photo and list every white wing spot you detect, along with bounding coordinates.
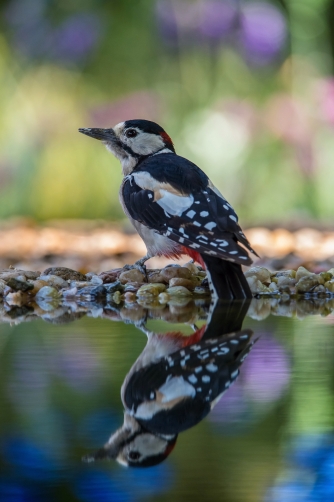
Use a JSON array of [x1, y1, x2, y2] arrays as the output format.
[[223, 204, 229, 210], [179, 237, 184, 243], [210, 243, 217, 247], [195, 366, 203, 373], [190, 243, 200, 249], [229, 251, 238, 254], [195, 201, 200, 204], [193, 221, 201, 227], [216, 240, 228, 246], [204, 222, 217, 230], [231, 370, 239, 378], [188, 374, 198, 384], [200, 211, 209, 217], [206, 363, 218, 372], [229, 215, 237, 222], [186, 210, 196, 219], [148, 194, 153, 199], [202, 375, 210, 383]]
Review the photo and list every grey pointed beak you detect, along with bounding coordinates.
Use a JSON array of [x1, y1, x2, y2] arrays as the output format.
[[78, 127, 116, 141]]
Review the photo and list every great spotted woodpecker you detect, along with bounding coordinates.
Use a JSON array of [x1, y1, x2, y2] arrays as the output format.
[[83, 300, 254, 467], [79, 120, 258, 299]]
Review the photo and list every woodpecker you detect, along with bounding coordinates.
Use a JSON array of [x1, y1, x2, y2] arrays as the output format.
[[79, 120, 258, 299], [83, 300, 254, 467]]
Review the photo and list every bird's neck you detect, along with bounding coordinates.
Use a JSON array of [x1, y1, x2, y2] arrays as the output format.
[[121, 148, 175, 176]]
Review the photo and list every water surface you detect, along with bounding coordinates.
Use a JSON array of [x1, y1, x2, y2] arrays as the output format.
[[0, 298, 334, 501]]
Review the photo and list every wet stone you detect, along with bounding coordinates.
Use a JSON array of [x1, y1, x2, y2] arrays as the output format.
[[76, 285, 107, 298], [6, 278, 34, 292], [137, 283, 166, 297], [296, 275, 321, 293], [43, 267, 87, 281], [162, 266, 192, 281], [39, 274, 68, 289], [119, 269, 146, 284], [35, 286, 62, 299], [166, 286, 193, 297], [104, 281, 123, 294]]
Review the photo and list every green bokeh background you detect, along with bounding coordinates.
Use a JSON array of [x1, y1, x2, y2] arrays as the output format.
[[1, 0, 334, 225]]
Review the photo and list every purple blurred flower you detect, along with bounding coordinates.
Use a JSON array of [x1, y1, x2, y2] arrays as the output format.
[[53, 13, 102, 62], [4, 0, 102, 63], [210, 333, 290, 425], [155, 0, 287, 65], [198, 0, 237, 41], [239, 2, 287, 65]]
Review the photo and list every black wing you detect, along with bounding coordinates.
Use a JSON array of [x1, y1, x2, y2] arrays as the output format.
[[123, 154, 257, 265]]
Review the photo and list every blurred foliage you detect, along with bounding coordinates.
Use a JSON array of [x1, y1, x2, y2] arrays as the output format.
[[0, 0, 334, 223]]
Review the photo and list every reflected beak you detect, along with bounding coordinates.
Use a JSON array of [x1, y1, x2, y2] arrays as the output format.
[[78, 127, 116, 141]]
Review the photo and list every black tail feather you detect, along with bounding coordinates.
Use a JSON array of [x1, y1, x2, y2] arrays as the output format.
[[201, 255, 252, 300]]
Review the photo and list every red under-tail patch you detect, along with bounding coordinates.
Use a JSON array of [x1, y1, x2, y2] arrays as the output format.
[[163, 325, 207, 347], [181, 247, 206, 269], [160, 132, 175, 152]]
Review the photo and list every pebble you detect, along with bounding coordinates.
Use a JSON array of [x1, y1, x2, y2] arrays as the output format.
[[104, 281, 123, 294], [43, 267, 87, 281], [119, 269, 146, 284], [295, 266, 314, 281], [246, 276, 271, 294], [148, 271, 167, 284], [166, 286, 193, 297], [158, 292, 170, 304], [76, 285, 107, 299], [124, 292, 137, 303], [39, 274, 68, 289], [183, 262, 201, 275], [162, 266, 192, 281], [296, 275, 320, 293], [137, 283, 166, 297], [6, 278, 34, 292], [245, 267, 271, 284], [0, 279, 7, 295], [168, 278, 198, 290], [35, 286, 62, 299], [30, 280, 49, 295]]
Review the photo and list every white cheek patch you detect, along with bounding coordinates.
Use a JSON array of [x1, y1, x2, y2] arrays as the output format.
[[130, 132, 165, 155], [157, 190, 194, 217]]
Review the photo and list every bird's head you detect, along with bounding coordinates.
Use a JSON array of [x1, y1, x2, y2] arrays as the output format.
[[83, 413, 177, 468], [79, 119, 175, 175]]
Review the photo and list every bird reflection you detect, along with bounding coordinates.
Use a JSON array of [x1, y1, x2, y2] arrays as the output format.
[[83, 299, 254, 467]]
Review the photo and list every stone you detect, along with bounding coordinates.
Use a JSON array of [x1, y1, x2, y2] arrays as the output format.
[[166, 286, 193, 297], [193, 286, 210, 295], [162, 266, 192, 281], [104, 281, 123, 294], [99, 268, 123, 283], [320, 272, 333, 282], [5, 291, 30, 306], [35, 286, 62, 299], [42, 266, 86, 281], [85, 273, 104, 285], [137, 283, 166, 297], [30, 280, 49, 295], [119, 269, 145, 284], [6, 278, 34, 292], [272, 269, 296, 278], [77, 285, 107, 298], [112, 291, 122, 304], [245, 267, 271, 284], [246, 276, 270, 294], [295, 266, 313, 281], [124, 282, 142, 292], [39, 274, 68, 289], [183, 262, 201, 275], [158, 292, 170, 304], [276, 276, 296, 288], [325, 280, 334, 293], [169, 278, 199, 290], [0, 279, 6, 295], [124, 292, 137, 303], [148, 271, 168, 284], [268, 282, 279, 292], [0, 269, 40, 281], [296, 275, 320, 293]]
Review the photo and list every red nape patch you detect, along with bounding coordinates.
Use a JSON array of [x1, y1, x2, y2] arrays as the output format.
[[181, 247, 206, 269], [160, 131, 175, 151]]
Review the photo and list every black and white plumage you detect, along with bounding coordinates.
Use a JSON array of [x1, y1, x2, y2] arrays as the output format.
[[79, 119, 258, 299], [83, 300, 254, 468]]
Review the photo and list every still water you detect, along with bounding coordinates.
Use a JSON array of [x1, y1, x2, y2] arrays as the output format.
[[0, 297, 334, 502]]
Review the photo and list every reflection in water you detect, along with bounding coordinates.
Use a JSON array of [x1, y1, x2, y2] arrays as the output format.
[[84, 300, 255, 467]]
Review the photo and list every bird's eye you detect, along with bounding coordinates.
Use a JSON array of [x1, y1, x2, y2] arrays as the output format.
[[128, 451, 140, 460], [125, 129, 138, 138]]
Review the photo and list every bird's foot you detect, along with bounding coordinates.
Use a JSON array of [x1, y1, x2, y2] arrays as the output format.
[[122, 255, 150, 279]]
